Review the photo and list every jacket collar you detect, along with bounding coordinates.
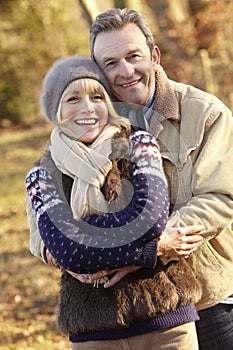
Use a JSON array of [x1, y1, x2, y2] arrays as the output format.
[[154, 65, 180, 122], [149, 65, 180, 137]]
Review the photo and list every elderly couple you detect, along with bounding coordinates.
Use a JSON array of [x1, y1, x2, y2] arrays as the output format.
[[26, 8, 233, 350]]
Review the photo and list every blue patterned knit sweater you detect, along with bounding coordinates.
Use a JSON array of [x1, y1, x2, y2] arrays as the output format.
[[26, 131, 169, 273]]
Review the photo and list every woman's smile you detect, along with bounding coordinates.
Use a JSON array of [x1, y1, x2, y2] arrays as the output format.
[[74, 118, 98, 125]]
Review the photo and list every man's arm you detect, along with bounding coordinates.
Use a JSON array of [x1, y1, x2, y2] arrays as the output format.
[[175, 108, 233, 238]]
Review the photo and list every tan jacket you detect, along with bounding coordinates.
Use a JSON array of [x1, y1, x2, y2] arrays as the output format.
[[148, 67, 233, 310], [27, 65, 233, 311]]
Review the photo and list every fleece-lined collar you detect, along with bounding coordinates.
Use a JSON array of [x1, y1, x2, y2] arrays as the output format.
[[154, 65, 180, 122], [149, 65, 180, 137]]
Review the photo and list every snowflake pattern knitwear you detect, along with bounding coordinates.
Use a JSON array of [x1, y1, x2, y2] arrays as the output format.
[[26, 131, 169, 273]]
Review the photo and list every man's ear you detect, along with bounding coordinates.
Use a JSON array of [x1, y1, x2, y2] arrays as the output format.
[[152, 46, 161, 70]]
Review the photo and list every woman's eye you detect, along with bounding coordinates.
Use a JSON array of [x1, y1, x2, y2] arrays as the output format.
[[66, 96, 79, 103], [91, 94, 103, 101]]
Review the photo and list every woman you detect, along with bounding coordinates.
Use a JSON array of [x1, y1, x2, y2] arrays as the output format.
[[26, 55, 201, 349]]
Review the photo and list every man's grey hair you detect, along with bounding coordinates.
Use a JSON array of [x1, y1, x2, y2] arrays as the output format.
[[90, 8, 155, 59]]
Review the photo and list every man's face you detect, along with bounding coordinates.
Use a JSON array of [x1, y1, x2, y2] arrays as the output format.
[[93, 23, 160, 106]]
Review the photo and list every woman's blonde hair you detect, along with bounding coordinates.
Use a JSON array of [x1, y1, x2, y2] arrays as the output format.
[[57, 78, 130, 132]]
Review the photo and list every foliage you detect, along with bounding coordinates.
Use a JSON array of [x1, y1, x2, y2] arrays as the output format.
[[0, 0, 232, 128], [0, 0, 90, 126], [0, 123, 71, 349]]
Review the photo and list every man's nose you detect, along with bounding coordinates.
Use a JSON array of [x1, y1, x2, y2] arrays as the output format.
[[119, 59, 135, 78]]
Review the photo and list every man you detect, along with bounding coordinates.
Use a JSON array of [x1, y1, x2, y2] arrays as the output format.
[[87, 8, 233, 350]]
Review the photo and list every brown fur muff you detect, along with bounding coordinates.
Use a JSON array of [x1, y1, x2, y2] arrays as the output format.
[[58, 259, 201, 334]]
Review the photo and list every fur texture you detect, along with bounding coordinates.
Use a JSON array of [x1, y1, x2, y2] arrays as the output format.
[[58, 259, 201, 334]]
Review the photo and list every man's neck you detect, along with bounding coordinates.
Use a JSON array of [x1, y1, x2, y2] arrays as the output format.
[[143, 87, 156, 130], [145, 87, 155, 110]]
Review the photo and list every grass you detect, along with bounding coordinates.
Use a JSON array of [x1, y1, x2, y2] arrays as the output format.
[[0, 123, 70, 349]]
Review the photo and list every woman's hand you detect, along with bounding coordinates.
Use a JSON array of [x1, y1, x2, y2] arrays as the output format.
[[45, 247, 141, 287], [46, 249, 61, 269], [66, 266, 141, 288]]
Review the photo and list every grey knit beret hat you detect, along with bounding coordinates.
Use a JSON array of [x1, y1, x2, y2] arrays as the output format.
[[40, 55, 113, 122]]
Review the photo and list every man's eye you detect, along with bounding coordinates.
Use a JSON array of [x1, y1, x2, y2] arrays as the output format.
[[104, 61, 117, 70], [129, 53, 141, 60], [106, 61, 115, 67]]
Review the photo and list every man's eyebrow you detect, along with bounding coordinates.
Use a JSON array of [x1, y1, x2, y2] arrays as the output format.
[[101, 49, 141, 64]]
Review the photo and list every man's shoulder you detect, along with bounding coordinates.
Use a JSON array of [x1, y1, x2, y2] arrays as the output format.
[[171, 79, 215, 101], [170, 79, 230, 115]]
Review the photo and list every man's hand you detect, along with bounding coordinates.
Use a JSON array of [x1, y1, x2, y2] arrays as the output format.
[[157, 224, 205, 258]]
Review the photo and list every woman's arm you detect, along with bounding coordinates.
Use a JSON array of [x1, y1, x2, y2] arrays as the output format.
[[26, 131, 169, 273]]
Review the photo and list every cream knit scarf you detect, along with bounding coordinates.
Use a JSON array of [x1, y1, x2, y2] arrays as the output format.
[[49, 125, 120, 220]]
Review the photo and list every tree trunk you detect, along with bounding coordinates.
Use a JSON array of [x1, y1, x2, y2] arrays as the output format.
[[166, 0, 190, 23], [189, 0, 211, 14], [78, 0, 100, 24]]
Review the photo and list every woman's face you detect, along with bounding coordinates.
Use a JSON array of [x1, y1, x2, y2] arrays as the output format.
[[60, 80, 109, 144]]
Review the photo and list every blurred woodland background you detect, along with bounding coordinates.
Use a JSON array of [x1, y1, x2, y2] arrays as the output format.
[[0, 0, 233, 128], [0, 0, 232, 349]]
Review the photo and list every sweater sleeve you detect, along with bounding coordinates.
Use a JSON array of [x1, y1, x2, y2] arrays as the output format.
[[83, 131, 169, 239], [26, 131, 169, 273]]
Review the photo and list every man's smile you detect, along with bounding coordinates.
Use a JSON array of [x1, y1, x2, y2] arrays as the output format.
[[120, 79, 141, 88]]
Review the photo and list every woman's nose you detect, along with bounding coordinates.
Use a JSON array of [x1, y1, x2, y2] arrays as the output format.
[[79, 97, 94, 114]]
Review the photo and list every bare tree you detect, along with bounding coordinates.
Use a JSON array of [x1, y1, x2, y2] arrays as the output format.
[[78, 0, 101, 24]]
